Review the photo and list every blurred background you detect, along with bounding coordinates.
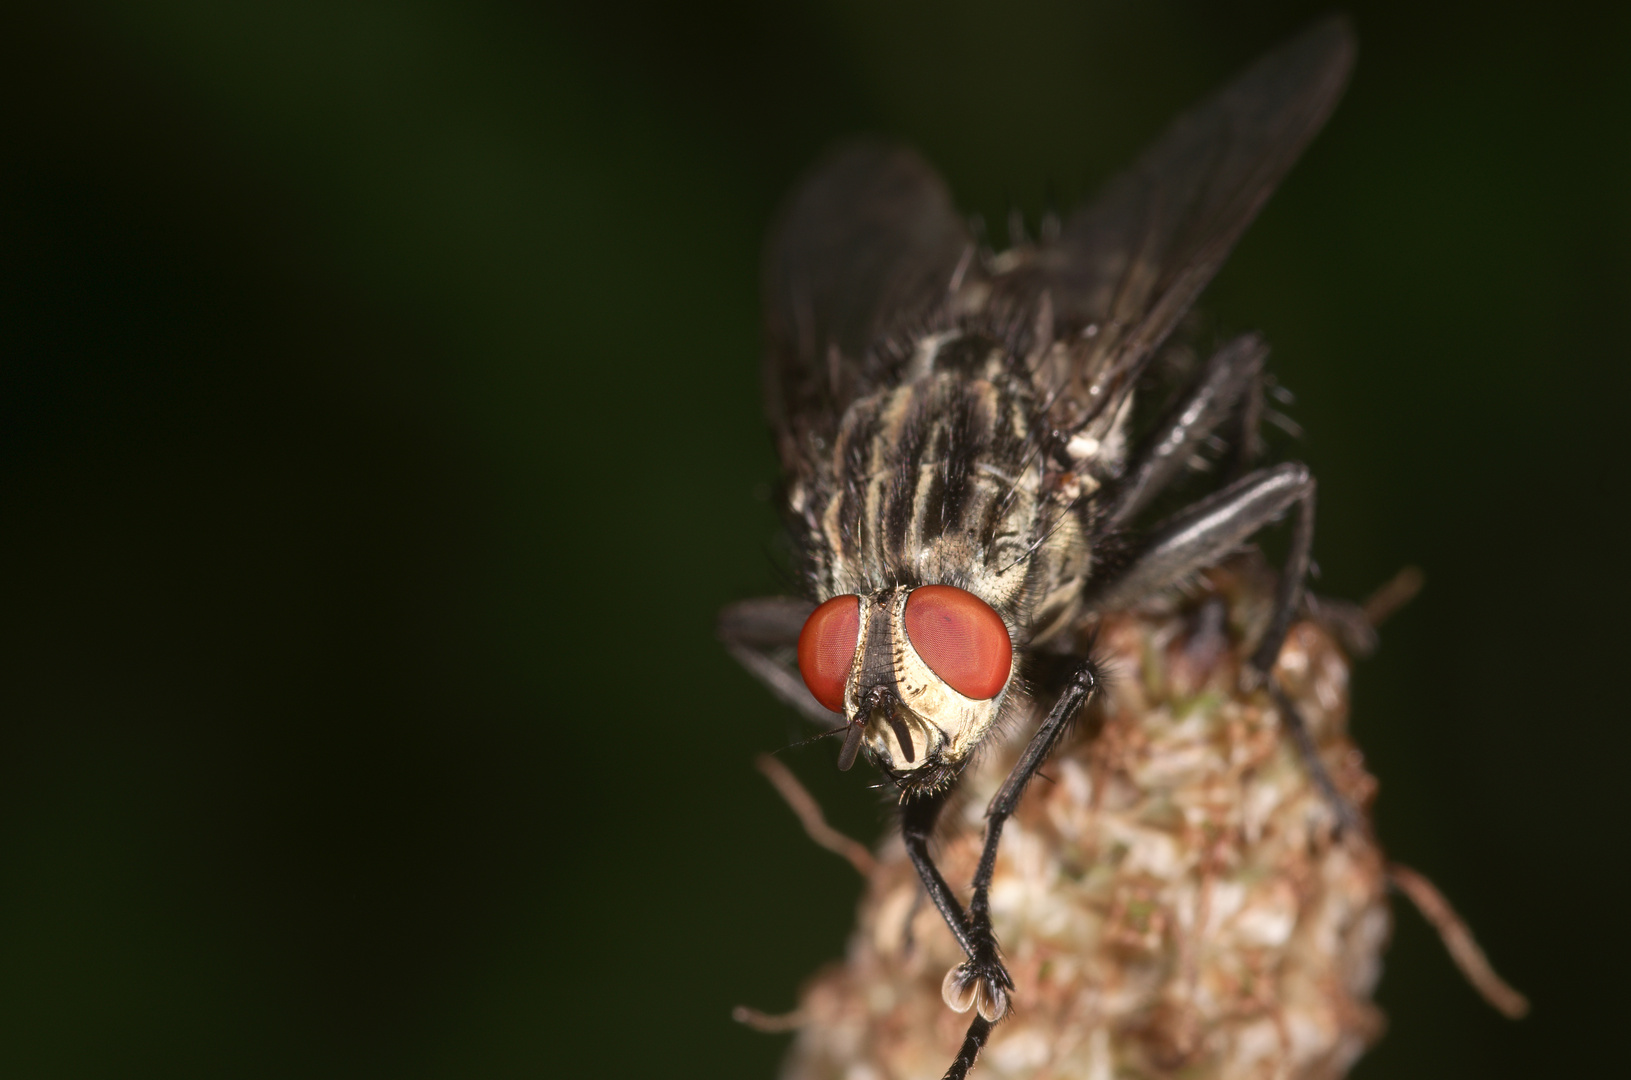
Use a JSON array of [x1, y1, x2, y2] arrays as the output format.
[[2, 1, 1625, 1076]]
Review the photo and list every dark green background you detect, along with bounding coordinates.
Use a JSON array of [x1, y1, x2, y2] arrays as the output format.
[[2, 1, 1624, 1076]]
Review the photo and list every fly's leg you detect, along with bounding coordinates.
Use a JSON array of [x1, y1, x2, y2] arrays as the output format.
[[919, 660, 1101, 1079], [717, 597, 834, 725], [951, 661, 1101, 1014], [1087, 463, 1361, 832], [901, 669, 1101, 1017], [716, 595, 814, 654], [900, 788, 980, 960], [1091, 337, 1359, 830], [1269, 679, 1363, 833], [1101, 333, 1267, 530], [899, 791, 1001, 1080], [942, 1017, 994, 1080], [1220, 346, 1267, 484], [1086, 462, 1314, 647]]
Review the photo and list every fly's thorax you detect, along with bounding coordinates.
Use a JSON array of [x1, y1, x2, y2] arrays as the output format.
[[841, 588, 1011, 780], [803, 366, 1095, 648]]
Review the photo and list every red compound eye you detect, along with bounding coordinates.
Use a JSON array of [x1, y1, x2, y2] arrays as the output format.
[[797, 595, 861, 712], [904, 585, 1012, 700]]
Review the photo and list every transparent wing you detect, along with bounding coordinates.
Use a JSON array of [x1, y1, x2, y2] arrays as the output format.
[[762, 142, 975, 470], [991, 16, 1356, 431]]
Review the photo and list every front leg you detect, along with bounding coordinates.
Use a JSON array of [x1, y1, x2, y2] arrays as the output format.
[[915, 660, 1102, 1080], [900, 789, 980, 962], [901, 784, 1016, 1027], [950, 661, 1102, 1014], [903, 668, 1101, 1012]]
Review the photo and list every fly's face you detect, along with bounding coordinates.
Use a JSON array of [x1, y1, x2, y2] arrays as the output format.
[[797, 583, 1014, 789]]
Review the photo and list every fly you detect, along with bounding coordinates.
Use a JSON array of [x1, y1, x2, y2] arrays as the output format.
[[720, 18, 1356, 1080]]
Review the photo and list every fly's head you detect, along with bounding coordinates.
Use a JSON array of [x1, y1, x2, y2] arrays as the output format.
[[784, 371, 1106, 792], [797, 582, 1015, 794]]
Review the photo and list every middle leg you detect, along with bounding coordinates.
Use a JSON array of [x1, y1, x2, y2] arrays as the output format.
[[1086, 460, 1314, 673], [1085, 462, 1363, 833]]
